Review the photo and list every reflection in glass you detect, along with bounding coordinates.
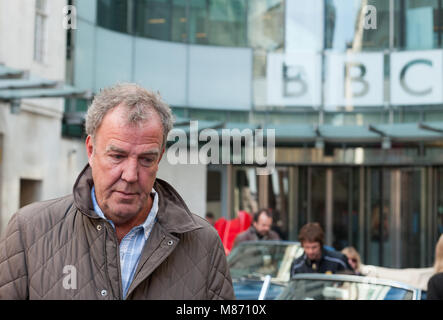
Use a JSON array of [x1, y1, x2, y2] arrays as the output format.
[[331, 168, 360, 251], [400, 169, 422, 268], [402, 0, 440, 49], [207, 0, 247, 46], [135, 0, 171, 41], [97, 0, 129, 33], [298, 167, 309, 233], [189, 0, 209, 44], [325, 0, 390, 51], [311, 168, 327, 230], [234, 168, 258, 215], [248, 0, 284, 50], [171, 0, 188, 42], [268, 169, 289, 240], [368, 168, 391, 267]]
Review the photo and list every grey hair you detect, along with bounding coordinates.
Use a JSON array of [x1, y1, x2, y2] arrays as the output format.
[[85, 83, 174, 148]]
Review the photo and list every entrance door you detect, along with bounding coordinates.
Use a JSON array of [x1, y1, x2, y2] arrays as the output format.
[[293, 166, 360, 251], [366, 167, 424, 268], [393, 167, 424, 268]]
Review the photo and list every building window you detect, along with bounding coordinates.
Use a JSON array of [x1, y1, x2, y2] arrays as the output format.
[[34, 0, 48, 63], [135, 0, 172, 41], [325, 0, 391, 51], [97, 0, 131, 33], [399, 0, 442, 49]]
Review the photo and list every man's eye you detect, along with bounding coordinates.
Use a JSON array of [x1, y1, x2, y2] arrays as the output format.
[[141, 158, 155, 165], [111, 154, 124, 160]]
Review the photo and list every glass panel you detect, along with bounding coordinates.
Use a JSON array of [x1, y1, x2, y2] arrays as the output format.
[[233, 168, 259, 215], [298, 167, 308, 234], [247, 0, 283, 50], [332, 168, 351, 250], [189, 0, 209, 44], [311, 167, 327, 230], [207, 0, 247, 46], [135, 0, 172, 41], [400, 168, 422, 268], [171, 0, 188, 42], [285, 0, 323, 52], [97, 0, 129, 33], [368, 168, 390, 266], [324, 111, 384, 125], [325, 0, 390, 51], [424, 110, 443, 122], [206, 170, 222, 219], [401, 0, 440, 49], [351, 168, 360, 251], [268, 168, 289, 240]]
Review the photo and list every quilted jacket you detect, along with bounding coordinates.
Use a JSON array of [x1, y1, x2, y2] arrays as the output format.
[[0, 165, 235, 300]]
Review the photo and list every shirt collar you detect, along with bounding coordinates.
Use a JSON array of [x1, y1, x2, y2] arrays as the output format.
[[91, 186, 159, 240]]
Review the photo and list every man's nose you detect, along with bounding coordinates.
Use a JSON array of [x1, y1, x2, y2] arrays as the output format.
[[121, 158, 138, 183]]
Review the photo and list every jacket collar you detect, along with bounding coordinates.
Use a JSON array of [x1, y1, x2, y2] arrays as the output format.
[[303, 248, 325, 268], [73, 164, 202, 234]]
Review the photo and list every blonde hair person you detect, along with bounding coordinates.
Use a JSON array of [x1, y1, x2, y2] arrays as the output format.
[[341, 246, 362, 275], [427, 234, 443, 300]]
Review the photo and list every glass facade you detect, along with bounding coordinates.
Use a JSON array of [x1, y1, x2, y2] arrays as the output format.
[[87, 0, 443, 126], [97, 0, 130, 33], [97, 0, 247, 46]]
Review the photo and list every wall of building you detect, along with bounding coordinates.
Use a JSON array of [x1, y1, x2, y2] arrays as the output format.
[[0, 0, 90, 234]]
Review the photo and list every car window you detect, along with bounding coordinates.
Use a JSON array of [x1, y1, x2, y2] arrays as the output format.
[[228, 242, 303, 280]]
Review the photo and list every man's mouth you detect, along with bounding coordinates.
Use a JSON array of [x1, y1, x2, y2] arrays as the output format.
[[114, 190, 139, 197]]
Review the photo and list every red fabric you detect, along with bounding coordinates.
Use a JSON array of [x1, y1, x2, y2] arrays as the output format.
[[214, 211, 252, 255]]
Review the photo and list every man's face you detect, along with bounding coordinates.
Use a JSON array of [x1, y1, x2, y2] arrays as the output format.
[[253, 213, 273, 237], [302, 241, 322, 261], [86, 104, 164, 227]]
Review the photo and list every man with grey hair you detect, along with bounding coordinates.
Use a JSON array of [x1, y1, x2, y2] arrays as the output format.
[[0, 83, 235, 300]]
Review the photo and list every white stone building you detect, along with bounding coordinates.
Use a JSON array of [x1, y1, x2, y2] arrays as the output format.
[[0, 0, 87, 234]]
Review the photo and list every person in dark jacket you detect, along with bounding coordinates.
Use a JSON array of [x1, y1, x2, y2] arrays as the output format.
[[291, 222, 353, 276], [233, 209, 281, 247], [427, 234, 443, 300]]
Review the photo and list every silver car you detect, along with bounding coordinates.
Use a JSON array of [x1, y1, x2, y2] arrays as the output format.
[[275, 274, 423, 300]]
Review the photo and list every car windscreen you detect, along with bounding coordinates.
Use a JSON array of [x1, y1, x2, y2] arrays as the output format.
[[228, 242, 303, 280], [276, 278, 414, 300]]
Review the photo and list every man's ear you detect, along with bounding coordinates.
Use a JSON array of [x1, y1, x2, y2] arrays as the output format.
[[85, 135, 94, 166]]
